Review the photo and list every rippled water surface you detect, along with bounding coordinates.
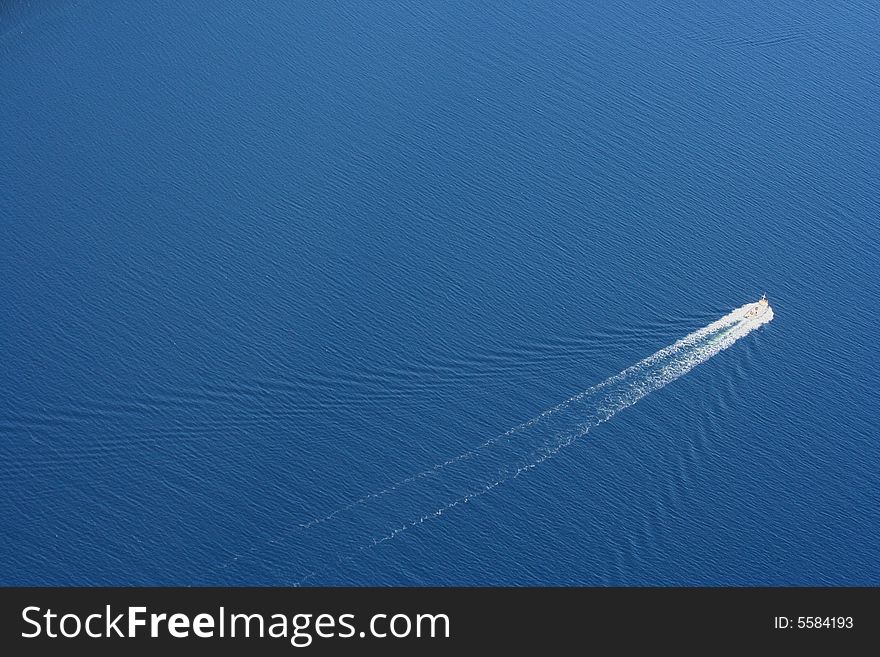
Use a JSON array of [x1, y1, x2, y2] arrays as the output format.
[[1, 1, 878, 584]]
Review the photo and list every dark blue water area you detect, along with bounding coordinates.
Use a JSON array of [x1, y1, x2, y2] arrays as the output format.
[[1, 1, 878, 584]]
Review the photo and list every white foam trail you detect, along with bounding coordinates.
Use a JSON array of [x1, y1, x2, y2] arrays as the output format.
[[231, 301, 772, 583], [300, 301, 772, 525], [304, 302, 771, 580]]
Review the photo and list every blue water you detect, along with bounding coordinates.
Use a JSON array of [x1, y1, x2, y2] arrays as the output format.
[[2, 1, 878, 585]]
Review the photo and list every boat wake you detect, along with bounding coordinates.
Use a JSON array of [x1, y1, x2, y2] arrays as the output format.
[[224, 300, 773, 583]]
